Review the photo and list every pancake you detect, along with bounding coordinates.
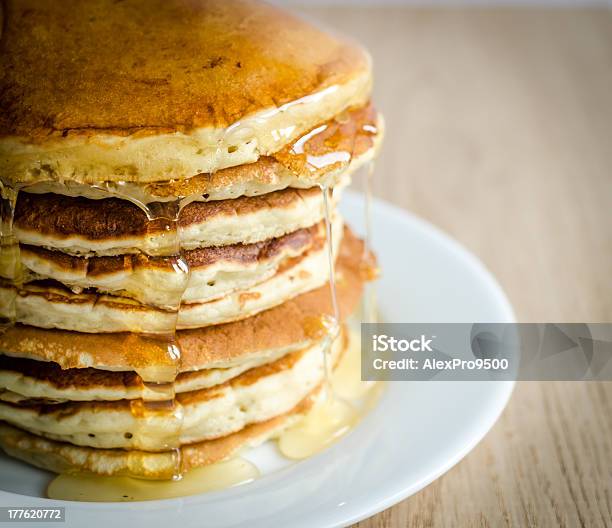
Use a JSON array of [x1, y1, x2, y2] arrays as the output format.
[[0, 331, 345, 451], [0, 227, 369, 372], [14, 223, 326, 307], [0, 0, 373, 186], [0, 216, 343, 333], [0, 339, 300, 403], [16, 104, 383, 204], [0, 392, 316, 479], [11, 184, 345, 257]]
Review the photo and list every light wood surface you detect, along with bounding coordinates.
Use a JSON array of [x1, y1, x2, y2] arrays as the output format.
[[299, 6, 612, 527]]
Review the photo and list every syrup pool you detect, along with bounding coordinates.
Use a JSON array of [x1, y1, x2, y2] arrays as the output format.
[[277, 328, 382, 460], [47, 458, 259, 502]]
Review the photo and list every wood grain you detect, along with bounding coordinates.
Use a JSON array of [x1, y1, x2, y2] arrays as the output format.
[[298, 6, 612, 527]]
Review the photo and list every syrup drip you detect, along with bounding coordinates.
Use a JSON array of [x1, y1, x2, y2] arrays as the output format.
[[318, 185, 340, 396], [36, 182, 194, 475], [277, 328, 381, 459], [0, 182, 22, 332], [361, 160, 379, 324], [47, 457, 259, 502], [363, 161, 374, 257], [277, 113, 381, 459], [276, 184, 365, 461], [277, 397, 358, 460], [287, 107, 375, 398], [125, 199, 190, 475], [280, 105, 375, 182]]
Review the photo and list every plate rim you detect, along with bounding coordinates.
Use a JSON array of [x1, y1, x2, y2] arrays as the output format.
[[337, 191, 516, 525]]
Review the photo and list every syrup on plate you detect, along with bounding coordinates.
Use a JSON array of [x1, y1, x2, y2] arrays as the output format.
[[47, 458, 259, 502], [277, 327, 381, 460]]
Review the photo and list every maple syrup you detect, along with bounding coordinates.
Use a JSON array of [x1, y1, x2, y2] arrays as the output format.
[[47, 457, 259, 502], [277, 328, 381, 459], [361, 160, 379, 324], [0, 182, 21, 332]]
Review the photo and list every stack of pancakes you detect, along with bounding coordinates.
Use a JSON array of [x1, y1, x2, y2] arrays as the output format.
[[0, 0, 382, 479]]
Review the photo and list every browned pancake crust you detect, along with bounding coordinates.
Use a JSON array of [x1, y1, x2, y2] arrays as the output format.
[[0, 352, 287, 413], [0, 228, 368, 371], [14, 187, 320, 240], [144, 102, 379, 197], [20, 222, 322, 276], [273, 103, 378, 179], [0, 331, 312, 394], [8, 235, 320, 314], [2, 328, 344, 412], [0, 0, 368, 140], [0, 355, 142, 391], [0, 392, 317, 478], [182, 394, 315, 470], [11, 102, 377, 239]]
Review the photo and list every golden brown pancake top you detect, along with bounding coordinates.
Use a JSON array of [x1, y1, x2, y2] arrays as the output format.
[[0, 0, 369, 140]]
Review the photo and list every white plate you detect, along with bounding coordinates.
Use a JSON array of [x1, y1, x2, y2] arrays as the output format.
[[0, 190, 515, 527]]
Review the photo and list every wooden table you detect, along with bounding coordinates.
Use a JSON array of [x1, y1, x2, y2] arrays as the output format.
[[300, 6, 612, 527]]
